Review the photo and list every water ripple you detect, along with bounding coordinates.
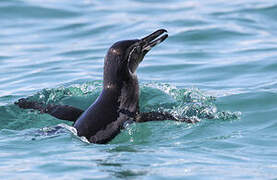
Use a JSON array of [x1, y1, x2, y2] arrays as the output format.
[[1, 0, 277, 179]]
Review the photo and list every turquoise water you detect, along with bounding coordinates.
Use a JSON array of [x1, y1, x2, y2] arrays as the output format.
[[1, 0, 277, 179]]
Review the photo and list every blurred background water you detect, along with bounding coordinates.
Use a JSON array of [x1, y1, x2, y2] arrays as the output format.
[[0, 0, 277, 179]]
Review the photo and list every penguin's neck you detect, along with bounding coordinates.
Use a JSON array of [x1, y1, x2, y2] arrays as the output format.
[[103, 76, 139, 115]]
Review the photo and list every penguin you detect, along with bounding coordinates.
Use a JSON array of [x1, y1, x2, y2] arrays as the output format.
[[16, 29, 194, 144]]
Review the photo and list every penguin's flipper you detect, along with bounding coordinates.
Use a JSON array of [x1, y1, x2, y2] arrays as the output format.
[[15, 98, 84, 122], [138, 111, 200, 123]]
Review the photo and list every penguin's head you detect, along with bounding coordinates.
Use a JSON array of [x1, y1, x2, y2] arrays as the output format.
[[104, 29, 168, 84]]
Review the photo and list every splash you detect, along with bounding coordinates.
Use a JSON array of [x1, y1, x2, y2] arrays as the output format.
[[13, 81, 240, 131], [140, 83, 241, 122], [58, 123, 90, 143], [2, 81, 242, 143], [25, 81, 103, 104]]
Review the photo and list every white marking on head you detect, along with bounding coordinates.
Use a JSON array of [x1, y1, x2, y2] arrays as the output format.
[[127, 46, 138, 75], [127, 46, 137, 64], [144, 46, 151, 51]]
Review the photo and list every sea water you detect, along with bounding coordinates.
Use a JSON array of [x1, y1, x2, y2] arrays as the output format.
[[0, 0, 277, 179]]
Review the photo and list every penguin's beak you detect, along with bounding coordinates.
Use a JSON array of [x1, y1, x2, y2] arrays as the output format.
[[127, 29, 168, 73], [141, 29, 168, 53]]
